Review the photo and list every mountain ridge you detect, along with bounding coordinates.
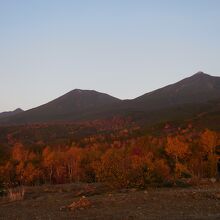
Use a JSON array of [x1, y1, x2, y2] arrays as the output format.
[[1, 72, 220, 125], [0, 108, 23, 120], [130, 71, 220, 110]]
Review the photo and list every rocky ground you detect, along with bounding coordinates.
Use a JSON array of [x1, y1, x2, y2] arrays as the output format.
[[0, 183, 220, 220]]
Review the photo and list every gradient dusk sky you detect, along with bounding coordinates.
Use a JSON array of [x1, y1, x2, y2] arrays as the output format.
[[0, 0, 220, 112]]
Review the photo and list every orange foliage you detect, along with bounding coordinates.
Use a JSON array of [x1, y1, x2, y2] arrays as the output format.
[[0, 128, 219, 188]]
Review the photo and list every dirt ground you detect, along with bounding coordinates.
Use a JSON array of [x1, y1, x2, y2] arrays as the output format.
[[0, 182, 220, 220]]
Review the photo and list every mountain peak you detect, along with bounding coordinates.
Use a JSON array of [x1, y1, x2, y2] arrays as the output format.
[[72, 89, 85, 93], [134, 71, 220, 110], [68, 89, 101, 96], [192, 71, 210, 78], [14, 108, 23, 113], [0, 108, 24, 120], [0, 89, 121, 124]]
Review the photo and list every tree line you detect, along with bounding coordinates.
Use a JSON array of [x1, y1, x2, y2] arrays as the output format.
[[0, 129, 219, 188]]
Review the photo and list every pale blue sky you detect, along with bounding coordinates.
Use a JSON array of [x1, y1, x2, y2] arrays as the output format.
[[0, 0, 220, 111]]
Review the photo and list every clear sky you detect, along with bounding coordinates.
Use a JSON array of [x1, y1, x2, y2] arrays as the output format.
[[0, 0, 220, 112]]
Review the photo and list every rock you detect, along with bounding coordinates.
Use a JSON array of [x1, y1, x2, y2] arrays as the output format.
[[60, 197, 92, 211], [68, 197, 92, 211]]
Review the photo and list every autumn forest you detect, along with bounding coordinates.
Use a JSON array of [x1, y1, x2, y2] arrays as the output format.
[[0, 119, 219, 189], [1, 73, 220, 191]]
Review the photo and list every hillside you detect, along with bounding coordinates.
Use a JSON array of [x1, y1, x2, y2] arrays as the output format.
[[128, 72, 220, 110], [0, 108, 23, 119], [1, 72, 220, 125], [0, 90, 121, 124]]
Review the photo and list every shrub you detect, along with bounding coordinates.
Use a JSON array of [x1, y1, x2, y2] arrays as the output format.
[[7, 186, 25, 201]]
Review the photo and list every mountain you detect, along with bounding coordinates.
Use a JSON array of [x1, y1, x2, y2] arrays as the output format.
[[1, 72, 220, 125], [116, 71, 220, 125], [128, 72, 220, 111], [0, 90, 121, 124], [0, 108, 23, 119]]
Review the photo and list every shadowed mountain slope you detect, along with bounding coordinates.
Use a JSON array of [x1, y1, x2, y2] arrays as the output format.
[[128, 72, 220, 111], [0, 108, 23, 119], [1, 72, 220, 125], [0, 90, 121, 124]]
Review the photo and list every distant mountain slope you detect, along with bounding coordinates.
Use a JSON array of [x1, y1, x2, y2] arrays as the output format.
[[0, 108, 23, 119], [129, 72, 220, 111], [1, 72, 220, 125], [0, 90, 121, 124]]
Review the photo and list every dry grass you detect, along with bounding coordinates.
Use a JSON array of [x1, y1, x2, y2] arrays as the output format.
[[7, 186, 25, 201], [1, 183, 220, 220], [60, 196, 92, 211]]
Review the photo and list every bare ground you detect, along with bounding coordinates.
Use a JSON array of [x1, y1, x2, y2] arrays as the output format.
[[0, 183, 220, 220]]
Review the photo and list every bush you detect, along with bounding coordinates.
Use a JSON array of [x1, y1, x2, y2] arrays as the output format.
[[7, 186, 25, 201]]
